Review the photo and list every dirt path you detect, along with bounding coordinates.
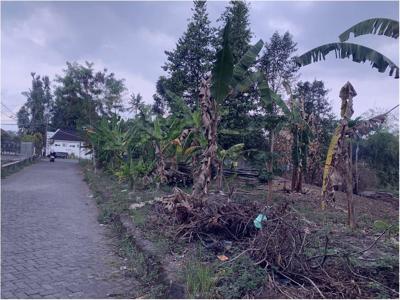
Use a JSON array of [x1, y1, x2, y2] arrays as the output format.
[[1, 160, 138, 299]]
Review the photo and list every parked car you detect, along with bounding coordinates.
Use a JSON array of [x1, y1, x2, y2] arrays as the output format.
[[55, 152, 68, 159]]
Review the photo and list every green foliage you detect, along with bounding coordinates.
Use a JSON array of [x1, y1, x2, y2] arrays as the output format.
[[339, 18, 399, 42], [297, 42, 399, 78], [185, 262, 215, 298], [127, 93, 144, 115], [32, 132, 44, 155], [215, 255, 265, 298], [154, 0, 216, 112], [217, 0, 253, 64], [373, 220, 391, 232], [258, 169, 272, 183], [212, 20, 234, 103], [87, 117, 129, 170], [16, 105, 31, 134], [231, 40, 263, 93], [217, 0, 258, 150], [52, 61, 126, 130], [18, 73, 52, 141], [294, 80, 336, 183], [219, 143, 244, 165], [358, 130, 399, 190], [297, 18, 399, 78], [258, 31, 299, 94]]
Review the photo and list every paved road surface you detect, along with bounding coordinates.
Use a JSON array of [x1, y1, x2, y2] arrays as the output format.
[[1, 160, 137, 298]]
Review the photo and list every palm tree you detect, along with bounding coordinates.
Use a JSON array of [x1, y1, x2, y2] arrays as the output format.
[[296, 18, 399, 78]]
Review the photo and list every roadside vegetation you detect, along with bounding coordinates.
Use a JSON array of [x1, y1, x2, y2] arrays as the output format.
[[13, 1, 399, 298]]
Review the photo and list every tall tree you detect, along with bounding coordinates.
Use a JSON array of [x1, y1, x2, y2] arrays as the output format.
[[257, 31, 299, 201], [294, 80, 336, 184], [128, 93, 144, 115], [51, 62, 126, 130], [217, 0, 252, 64], [17, 105, 30, 134], [154, 0, 215, 112], [18, 73, 52, 139], [258, 31, 299, 94]]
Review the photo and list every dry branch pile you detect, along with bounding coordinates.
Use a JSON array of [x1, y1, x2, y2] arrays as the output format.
[[160, 188, 260, 241], [156, 191, 398, 298], [248, 207, 398, 298]]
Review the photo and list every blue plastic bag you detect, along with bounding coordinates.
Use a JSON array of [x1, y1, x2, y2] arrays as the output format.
[[253, 214, 267, 229]]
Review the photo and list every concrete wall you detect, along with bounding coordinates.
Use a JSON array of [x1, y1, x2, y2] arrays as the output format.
[[20, 142, 34, 157]]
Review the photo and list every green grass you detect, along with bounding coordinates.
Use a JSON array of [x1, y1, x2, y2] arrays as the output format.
[[214, 255, 266, 298], [117, 234, 167, 298], [130, 209, 147, 226], [185, 261, 215, 299]]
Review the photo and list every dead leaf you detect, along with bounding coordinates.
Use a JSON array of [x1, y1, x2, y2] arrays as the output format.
[[217, 255, 229, 261]]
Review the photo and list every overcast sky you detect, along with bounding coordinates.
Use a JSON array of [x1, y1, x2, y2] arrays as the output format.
[[1, 1, 399, 131]]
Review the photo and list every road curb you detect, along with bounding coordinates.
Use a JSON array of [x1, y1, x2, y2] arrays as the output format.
[[114, 212, 186, 299]]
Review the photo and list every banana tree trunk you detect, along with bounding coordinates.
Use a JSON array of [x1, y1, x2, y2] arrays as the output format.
[[192, 75, 219, 201], [154, 141, 167, 184], [267, 130, 274, 202], [216, 160, 223, 191], [291, 166, 303, 192], [291, 166, 298, 191], [354, 141, 359, 194], [321, 82, 357, 228], [93, 147, 97, 174], [347, 141, 356, 228]]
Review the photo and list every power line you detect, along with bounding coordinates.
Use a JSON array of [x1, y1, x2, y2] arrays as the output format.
[[1, 111, 17, 120], [1, 103, 17, 118], [0, 110, 16, 120], [1, 120, 49, 126]]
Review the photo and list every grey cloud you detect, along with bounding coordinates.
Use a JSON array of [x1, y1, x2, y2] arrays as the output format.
[[1, 1, 399, 131]]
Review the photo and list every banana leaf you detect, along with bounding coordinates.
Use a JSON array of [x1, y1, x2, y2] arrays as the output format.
[[232, 39, 264, 91], [339, 18, 399, 42], [212, 21, 234, 103], [296, 42, 399, 78]]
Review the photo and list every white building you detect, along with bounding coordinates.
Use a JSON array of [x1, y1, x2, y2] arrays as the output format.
[[47, 129, 91, 159]]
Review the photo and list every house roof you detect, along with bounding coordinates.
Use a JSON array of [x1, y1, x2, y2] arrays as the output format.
[[51, 129, 84, 142]]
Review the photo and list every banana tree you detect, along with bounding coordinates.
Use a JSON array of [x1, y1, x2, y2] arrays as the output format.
[[296, 18, 399, 78], [283, 82, 313, 193], [86, 117, 130, 171], [321, 82, 396, 228], [165, 90, 206, 173], [133, 116, 183, 184], [191, 21, 266, 201], [216, 143, 245, 191]]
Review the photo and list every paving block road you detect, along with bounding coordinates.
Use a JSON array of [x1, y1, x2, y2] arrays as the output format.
[[1, 160, 138, 299]]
